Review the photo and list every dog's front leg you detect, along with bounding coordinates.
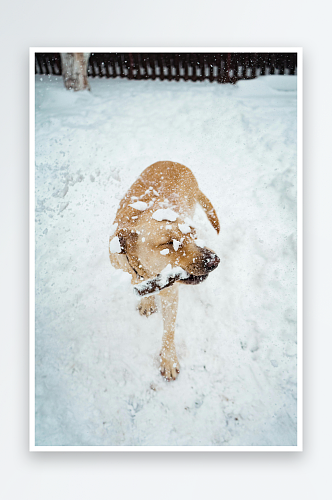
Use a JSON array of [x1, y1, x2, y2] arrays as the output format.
[[159, 284, 180, 381]]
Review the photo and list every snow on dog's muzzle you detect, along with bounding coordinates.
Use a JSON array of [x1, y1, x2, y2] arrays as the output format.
[[133, 265, 189, 297]]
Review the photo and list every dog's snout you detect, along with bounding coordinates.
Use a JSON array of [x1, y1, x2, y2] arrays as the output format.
[[203, 251, 220, 271]]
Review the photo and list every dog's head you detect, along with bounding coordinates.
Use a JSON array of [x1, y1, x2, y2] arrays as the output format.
[[109, 209, 220, 290]]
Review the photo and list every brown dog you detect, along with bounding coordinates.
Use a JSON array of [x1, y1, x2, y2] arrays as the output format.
[[109, 161, 220, 381]]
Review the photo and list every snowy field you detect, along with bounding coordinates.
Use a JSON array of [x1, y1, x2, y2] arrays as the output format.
[[34, 73, 297, 447]]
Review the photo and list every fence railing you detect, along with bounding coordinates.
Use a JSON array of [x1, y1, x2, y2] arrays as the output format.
[[35, 52, 297, 84]]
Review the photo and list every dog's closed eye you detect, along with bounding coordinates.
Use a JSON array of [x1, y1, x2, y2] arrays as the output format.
[[159, 241, 173, 247]]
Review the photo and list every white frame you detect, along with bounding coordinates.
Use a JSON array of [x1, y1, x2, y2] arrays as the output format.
[[29, 47, 303, 452]]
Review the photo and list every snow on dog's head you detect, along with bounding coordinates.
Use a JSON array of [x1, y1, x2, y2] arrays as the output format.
[[152, 208, 178, 222], [109, 236, 121, 253], [178, 222, 191, 234], [172, 239, 181, 251], [129, 201, 148, 211]]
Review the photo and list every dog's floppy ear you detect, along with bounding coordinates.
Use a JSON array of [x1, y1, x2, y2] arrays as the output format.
[[109, 226, 137, 255]]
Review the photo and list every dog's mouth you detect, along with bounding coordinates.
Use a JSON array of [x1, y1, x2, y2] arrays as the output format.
[[133, 267, 209, 297], [180, 273, 209, 285], [179, 251, 220, 286]]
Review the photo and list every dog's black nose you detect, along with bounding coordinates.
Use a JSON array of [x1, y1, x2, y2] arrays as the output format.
[[203, 252, 220, 271]]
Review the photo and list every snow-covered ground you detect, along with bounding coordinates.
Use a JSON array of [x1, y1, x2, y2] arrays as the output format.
[[34, 73, 297, 447]]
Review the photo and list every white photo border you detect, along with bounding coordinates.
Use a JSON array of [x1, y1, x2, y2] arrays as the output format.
[[29, 46, 303, 452]]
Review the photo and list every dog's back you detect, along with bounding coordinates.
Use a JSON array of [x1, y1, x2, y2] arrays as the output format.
[[115, 161, 220, 233]]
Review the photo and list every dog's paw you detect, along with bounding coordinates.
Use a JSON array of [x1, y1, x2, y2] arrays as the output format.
[[159, 351, 180, 381], [137, 296, 157, 317]]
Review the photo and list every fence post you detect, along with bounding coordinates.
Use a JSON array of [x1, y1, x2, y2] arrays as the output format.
[[269, 53, 275, 75], [174, 53, 181, 81], [183, 53, 189, 81], [150, 54, 157, 80], [222, 53, 231, 83], [258, 53, 266, 76], [230, 53, 237, 83], [286, 53, 296, 75], [249, 53, 258, 79], [141, 54, 149, 79], [128, 53, 134, 79]]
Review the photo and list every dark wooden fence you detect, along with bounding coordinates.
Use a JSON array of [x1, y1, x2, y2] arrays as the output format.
[[35, 52, 297, 84]]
